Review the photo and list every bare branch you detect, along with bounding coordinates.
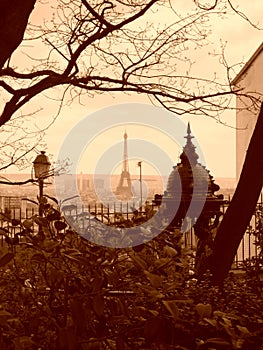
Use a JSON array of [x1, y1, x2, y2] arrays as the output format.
[[227, 0, 263, 30], [0, 80, 16, 94], [0, 0, 261, 146], [63, 0, 159, 76], [194, 0, 218, 11], [81, 0, 114, 29], [0, 67, 56, 79], [0, 142, 39, 171]]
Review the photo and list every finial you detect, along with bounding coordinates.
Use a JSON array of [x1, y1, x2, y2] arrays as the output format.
[[185, 122, 194, 142], [181, 122, 198, 165], [187, 122, 191, 135]]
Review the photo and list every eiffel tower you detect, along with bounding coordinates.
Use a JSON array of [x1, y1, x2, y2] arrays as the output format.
[[115, 131, 132, 198]]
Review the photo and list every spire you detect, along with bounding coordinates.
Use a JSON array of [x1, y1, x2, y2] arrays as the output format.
[[115, 130, 132, 198], [122, 130, 129, 172], [180, 122, 199, 165], [186, 122, 194, 142]]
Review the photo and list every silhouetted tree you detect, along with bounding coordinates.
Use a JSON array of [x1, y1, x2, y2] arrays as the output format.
[[0, 1, 258, 129], [0, 0, 36, 69], [211, 102, 263, 284]]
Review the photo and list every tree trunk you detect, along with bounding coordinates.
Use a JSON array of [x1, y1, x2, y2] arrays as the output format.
[[211, 102, 263, 284], [0, 0, 36, 69]]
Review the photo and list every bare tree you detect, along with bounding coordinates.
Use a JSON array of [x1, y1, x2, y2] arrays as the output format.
[[0, 0, 45, 170], [0, 0, 258, 130], [0, 1, 262, 282]]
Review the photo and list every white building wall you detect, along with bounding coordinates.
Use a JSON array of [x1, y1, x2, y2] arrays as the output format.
[[235, 47, 263, 180]]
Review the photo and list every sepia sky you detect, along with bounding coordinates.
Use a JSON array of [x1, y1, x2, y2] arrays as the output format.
[[9, 1, 263, 179]]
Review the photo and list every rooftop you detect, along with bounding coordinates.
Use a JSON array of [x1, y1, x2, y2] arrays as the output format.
[[231, 42, 263, 85]]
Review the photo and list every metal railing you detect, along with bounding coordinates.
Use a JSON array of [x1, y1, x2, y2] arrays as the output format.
[[61, 200, 261, 269], [0, 197, 261, 269]]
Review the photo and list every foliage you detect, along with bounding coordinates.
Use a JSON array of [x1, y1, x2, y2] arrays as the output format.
[[242, 203, 263, 277], [186, 272, 263, 350], [0, 200, 262, 349]]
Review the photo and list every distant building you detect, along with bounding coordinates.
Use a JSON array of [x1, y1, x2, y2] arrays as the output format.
[[0, 196, 22, 210], [77, 173, 90, 192], [115, 131, 132, 198], [231, 42, 263, 180], [94, 178, 105, 189]]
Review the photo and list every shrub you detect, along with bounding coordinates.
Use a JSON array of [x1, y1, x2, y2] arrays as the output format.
[[0, 200, 262, 349]]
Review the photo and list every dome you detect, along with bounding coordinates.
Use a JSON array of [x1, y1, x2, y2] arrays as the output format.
[[166, 163, 210, 199], [162, 123, 224, 232], [165, 123, 220, 200]]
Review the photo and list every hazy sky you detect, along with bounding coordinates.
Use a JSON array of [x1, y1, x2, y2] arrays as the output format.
[[8, 1, 263, 179]]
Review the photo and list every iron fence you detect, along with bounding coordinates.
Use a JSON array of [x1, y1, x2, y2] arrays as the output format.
[[0, 197, 261, 269], [232, 198, 262, 269]]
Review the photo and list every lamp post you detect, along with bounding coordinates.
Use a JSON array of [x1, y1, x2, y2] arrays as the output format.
[[33, 151, 51, 218], [138, 161, 142, 210]]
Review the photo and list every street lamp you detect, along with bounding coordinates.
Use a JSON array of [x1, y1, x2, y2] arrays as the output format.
[[33, 151, 51, 218], [138, 161, 142, 210]]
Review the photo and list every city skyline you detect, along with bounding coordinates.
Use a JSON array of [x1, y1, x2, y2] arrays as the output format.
[[37, 1, 263, 179], [2, 1, 263, 180]]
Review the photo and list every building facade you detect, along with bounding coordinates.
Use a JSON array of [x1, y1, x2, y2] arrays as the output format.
[[232, 42, 263, 180]]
